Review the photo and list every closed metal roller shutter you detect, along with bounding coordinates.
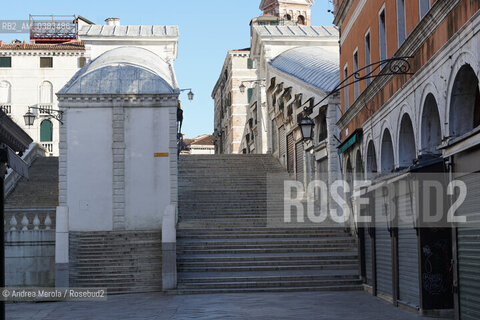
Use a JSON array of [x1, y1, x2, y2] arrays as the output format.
[[364, 229, 373, 285], [279, 126, 286, 167], [397, 192, 420, 308], [287, 132, 295, 174], [295, 141, 304, 183], [375, 192, 393, 297], [457, 173, 480, 320]]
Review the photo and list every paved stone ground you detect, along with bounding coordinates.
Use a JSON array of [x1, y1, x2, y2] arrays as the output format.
[[5, 290, 434, 320]]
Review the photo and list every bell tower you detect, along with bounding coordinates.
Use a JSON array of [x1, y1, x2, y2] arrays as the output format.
[[259, 0, 314, 25]]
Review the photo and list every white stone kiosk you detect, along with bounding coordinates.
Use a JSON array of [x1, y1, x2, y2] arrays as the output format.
[[55, 46, 179, 291]]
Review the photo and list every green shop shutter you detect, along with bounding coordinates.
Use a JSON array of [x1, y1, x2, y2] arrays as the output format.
[[40, 120, 53, 142], [247, 88, 253, 103]]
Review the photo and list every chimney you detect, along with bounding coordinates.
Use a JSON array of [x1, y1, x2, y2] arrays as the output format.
[[105, 18, 120, 26]]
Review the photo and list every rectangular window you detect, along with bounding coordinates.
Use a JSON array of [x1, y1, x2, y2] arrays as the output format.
[[353, 50, 359, 100], [379, 9, 387, 63], [344, 66, 349, 110], [78, 57, 87, 68], [247, 58, 254, 69], [419, 0, 430, 19], [365, 32, 371, 86], [0, 57, 11, 68], [396, 0, 406, 47], [40, 57, 53, 68]]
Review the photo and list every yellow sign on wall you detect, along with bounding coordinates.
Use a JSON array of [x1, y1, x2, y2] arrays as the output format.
[[154, 153, 169, 157]]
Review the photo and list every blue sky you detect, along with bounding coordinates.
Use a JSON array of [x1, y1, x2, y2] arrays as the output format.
[[1, 0, 334, 138]]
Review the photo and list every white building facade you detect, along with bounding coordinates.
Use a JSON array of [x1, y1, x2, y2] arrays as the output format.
[[0, 41, 86, 156]]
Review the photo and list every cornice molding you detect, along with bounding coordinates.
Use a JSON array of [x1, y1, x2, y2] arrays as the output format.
[[333, 0, 353, 26], [0, 50, 84, 56], [57, 94, 178, 107], [336, 0, 461, 131]]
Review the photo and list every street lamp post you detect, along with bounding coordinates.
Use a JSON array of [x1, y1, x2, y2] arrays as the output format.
[[299, 116, 315, 141], [238, 80, 265, 93], [23, 106, 64, 126], [179, 88, 194, 101]]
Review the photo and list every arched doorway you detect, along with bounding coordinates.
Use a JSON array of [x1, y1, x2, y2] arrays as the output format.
[[355, 150, 364, 181], [421, 94, 442, 155], [366, 140, 377, 179], [398, 114, 416, 168], [449, 64, 480, 137], [40, 120, 53, 142], [381, 129, 395, 173]]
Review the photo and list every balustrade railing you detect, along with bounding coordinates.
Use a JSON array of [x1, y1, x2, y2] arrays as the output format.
[[38, 104, 53, 115], [41, 143, 54, 153], [0, 104, 11, 114], [4, 208, 56, 232]]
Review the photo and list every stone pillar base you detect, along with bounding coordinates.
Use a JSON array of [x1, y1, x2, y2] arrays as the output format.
[[55, 263, 69, 288], [162, 242, 177, 290]]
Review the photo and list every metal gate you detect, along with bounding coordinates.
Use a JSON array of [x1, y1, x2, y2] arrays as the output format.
[[364, 228, 373, 286], [375, 190, 393, 298], [279, 126, 286, 167], [397, 192, 420, 308], [295, 141, 304, 184], [287, 132, 295, 174], [457, 173, 480, 320]]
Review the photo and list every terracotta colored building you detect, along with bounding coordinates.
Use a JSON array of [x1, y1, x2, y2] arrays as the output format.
[[334, 0, 480, 318]]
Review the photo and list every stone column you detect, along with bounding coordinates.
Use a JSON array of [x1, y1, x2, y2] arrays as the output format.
[[112, 104, 126, 230]]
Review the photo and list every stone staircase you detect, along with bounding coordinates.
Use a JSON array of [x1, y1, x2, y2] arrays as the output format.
[[5, 156, 58, 208], [69, 231, 162, 294], [175, 154, 361, 294]]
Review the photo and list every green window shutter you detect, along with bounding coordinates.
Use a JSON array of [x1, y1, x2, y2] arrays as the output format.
[[0, 57, 11, 68], [40, 120, 53, 142], [247, 58, 254, 69], [247, 88, 253, 103]]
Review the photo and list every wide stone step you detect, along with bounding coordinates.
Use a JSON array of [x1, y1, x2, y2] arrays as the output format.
[[178, 258, 358, 268], [178, 252, 358, 262], [177, 278, 362, 289], [177, 264, 359, 272], [178, 270, 359, 283], [178, 247, 356, 255], [170, 284, 363, 295], [176, 233, 348, 240], [176, 154, 359, 295]]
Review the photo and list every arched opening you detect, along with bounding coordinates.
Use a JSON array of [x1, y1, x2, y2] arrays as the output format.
[[381, 129, 395, 173], [449, 64, 480, 137], [40, 120, 53, 142], [346, 157, 353, 195], [297, 15, 306, 25], [421, 94, 442, 155], [366, 140, 377, 179], [355, 150, 364, 181], [39, 81, 53, 104], [284, 14, 292, 21], [317, 110, 327, 142], [398, 114, 416, 168], [0, 81, 11, 104]]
